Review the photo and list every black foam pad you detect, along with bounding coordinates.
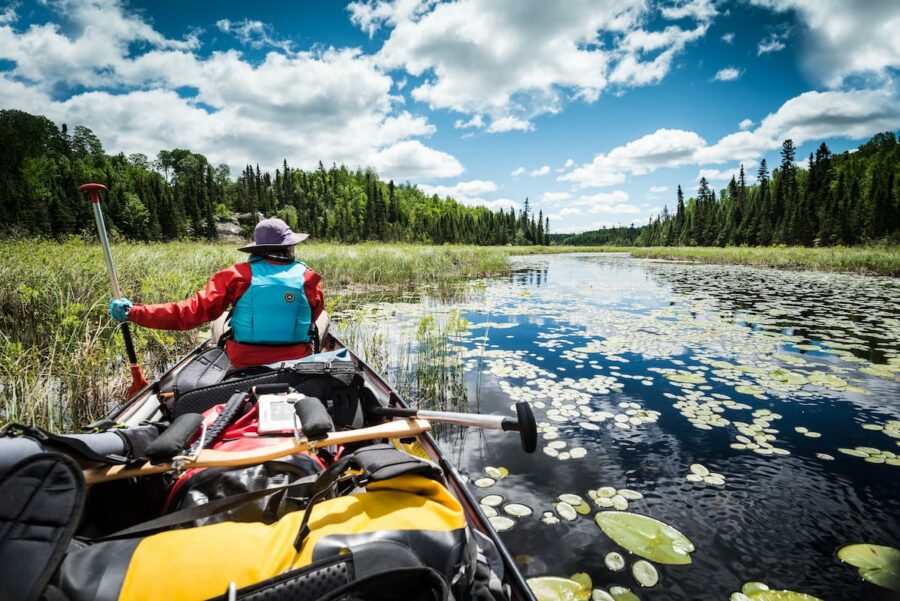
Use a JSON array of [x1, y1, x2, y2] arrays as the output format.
[[145, 413, 203, 463], [294, 397, 334, 440]]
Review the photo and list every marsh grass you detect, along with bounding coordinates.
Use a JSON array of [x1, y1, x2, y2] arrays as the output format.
[[1, 240, 538, 430], [586, 245, 900, 276]]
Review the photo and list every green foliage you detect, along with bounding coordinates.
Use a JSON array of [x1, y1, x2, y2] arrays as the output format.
[[0, 109, 546, 247], [559, 132, 900, 248]]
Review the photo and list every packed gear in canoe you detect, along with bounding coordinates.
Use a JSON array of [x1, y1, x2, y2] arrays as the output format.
[[0, 342, 538, 601]]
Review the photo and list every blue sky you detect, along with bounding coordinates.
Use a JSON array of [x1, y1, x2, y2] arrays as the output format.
[[2, 1, 899, 234]]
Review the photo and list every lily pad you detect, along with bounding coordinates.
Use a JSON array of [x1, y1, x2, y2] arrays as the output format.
[[837, 543, 900, 591], [808, 372, 847, 390], [481, 494, 504, 507], [594, 511, 695, 565], [559, 493, 584, 506], [605, 551, 626, 571], [608, 585, 640, 601], [690, 464, 710, 477], [504, 503, 533, 517], [556, 502, 578, 521], [527, 576, 591, 601], [489, 515, 515, 532], [631, 560, 659, 587]]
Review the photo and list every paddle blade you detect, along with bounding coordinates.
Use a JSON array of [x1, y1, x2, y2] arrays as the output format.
[[127, 363, 149, 397]]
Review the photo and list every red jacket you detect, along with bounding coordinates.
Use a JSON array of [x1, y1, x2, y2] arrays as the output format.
[[128, 259, 324, 369]]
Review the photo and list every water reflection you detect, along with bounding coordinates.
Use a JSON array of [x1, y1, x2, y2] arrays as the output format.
[[335, 253, 900, 601]]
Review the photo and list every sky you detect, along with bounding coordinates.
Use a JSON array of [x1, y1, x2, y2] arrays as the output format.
[[2, 1, 900, 234]]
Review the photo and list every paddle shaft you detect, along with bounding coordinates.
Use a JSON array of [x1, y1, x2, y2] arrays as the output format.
[[372, 402, 537, 453], [79, 183, 148, 395], [83, 418, 432, 486], [374, 407, 513, 430]]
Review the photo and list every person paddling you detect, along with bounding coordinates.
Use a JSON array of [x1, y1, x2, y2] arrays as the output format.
[[109, 218, 324, 369]]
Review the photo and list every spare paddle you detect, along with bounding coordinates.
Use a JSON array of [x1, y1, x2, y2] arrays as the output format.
[[79, 183, 148, 398], [372, 401, 538, 453], [83, 418, 432, 486]]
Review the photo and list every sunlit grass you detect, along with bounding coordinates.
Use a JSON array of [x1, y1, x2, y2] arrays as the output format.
[[0, 240, 570, 430], [619, 246, 900, 276]]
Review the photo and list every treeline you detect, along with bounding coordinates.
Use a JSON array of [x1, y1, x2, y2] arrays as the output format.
[[560, 132, 900, 247], [0, 109, 549, 245]]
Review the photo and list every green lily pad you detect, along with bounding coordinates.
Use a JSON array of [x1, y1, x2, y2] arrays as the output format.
[[504, 503, 533, 517], [571, 573, 593, 590], [631, 560, 659, 587], [527, 576, 591, 601], [605, 551, 626, 572], [608, 585, 640, 601], [808, 372, 848, 390], [741, 583, 769, 595], [594, 511, 695, 565], [489, 515, 515, 532], [556, 502, 578, 521], [837, 544, 900, 591]]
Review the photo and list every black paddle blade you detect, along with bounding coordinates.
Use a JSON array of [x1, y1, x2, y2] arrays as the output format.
[[515, 402, 537, 453]]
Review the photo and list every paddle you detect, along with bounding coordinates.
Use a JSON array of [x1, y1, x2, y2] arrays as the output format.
[[83, 418, 432, 486], [79, 183, 148, 398], [372, 401, 538, 453]]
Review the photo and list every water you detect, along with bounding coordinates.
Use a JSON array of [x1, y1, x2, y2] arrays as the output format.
[[335, 253, 900, 601]]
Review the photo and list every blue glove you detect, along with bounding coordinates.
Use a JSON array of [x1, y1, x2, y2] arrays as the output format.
[[109, 297, 133, 321]]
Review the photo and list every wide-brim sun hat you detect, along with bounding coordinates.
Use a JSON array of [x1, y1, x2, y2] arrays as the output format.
[[238, 217, 310, 252]]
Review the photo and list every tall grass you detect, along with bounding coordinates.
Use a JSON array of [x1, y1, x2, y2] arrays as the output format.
[[621, 245, 900, 276], [0, 240, 519, 430]]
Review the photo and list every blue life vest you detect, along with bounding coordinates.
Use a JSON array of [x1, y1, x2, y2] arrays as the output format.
[[230, 257, 312, 345]]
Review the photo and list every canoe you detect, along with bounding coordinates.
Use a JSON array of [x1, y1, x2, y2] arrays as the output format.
[[1, 318, 537, 601]]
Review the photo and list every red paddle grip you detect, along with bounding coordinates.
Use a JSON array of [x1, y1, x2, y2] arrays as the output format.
[[78, 183, 108, 203]]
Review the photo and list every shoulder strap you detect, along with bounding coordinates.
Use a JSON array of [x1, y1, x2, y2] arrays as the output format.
[[93, 467, 323, 542]]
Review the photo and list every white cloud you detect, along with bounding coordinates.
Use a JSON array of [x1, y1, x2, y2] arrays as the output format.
[[510, 166, 526, 176], [216, 19, 293, 53], [529, 165, 551, 176], [556, 158, 575, 172], [0, 5, 16, 24], [649, 185, 669, 193], [554, 219, 644, 234], [739, 118, 754, 130], [454, 114, 484, 129], [713, 67, 741, 81], [486, 116, 533, 133], [751, 0, 900, 86], [365, 0, 713, 132], [371, 141, 464, 180], [418, 179, 497, 199], [660, 0, 718, 22], [697, 164, 755, 182], [347, 0, 431, 38], [0, 0, 463, 180], [561, 87, 900, 188], [588, 203, 640, 214], [541, 191, 572, 202], [574, 191, 630, 206], [559, 129, 706, 188], [721, 32, 734, 44], [697, 88, 900, 163], [418, 179, 519, 209], [547, 207, 583, 220], [757, 32, 786, 55]]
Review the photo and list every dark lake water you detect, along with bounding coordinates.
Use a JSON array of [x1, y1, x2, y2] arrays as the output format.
[[336, 253, 900, 601]]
